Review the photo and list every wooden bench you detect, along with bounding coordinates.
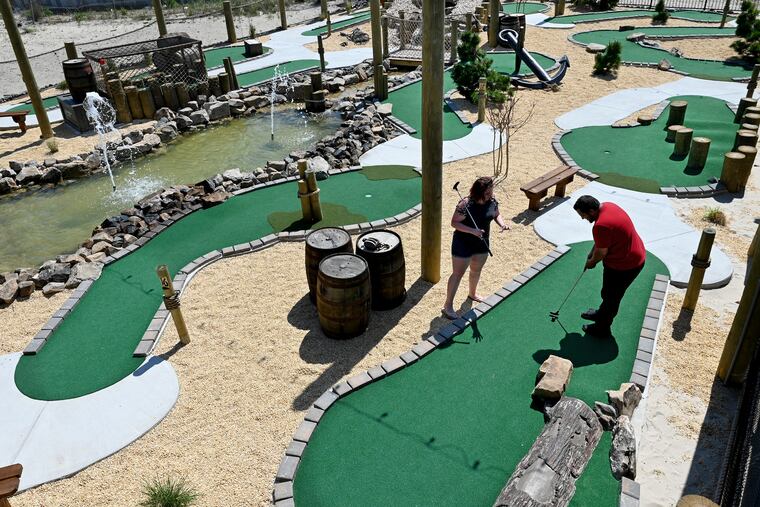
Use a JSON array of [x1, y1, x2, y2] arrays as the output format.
[[0, 111, 28, 133], [520, 165, 579, 212], [0, 463, 22, 507]]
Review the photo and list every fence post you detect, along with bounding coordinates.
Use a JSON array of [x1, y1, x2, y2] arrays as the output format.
[[223, 1, 237, 43], [152, 0, 167, 36], [345, 0, 352, 13], [399, 10, 405, 49], [64, 41, 78, 59], [382, 14, 389, 59], [478, 77, 486, 123], [371, 0, 383, 95], [156, 265, 191, 345], [682, 228, 716, 311], [321, 0, 328, 19], [488, 0, 500, 48], [278, 0, 287, 29], [450, 20, 458, 63], [720, 0, 731, 28], [317, 35, 326, 71]]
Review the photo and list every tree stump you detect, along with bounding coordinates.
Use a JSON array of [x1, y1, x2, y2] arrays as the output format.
[[637, 114, 654, 125], [736, 145, 757, 191], [493, 398, 602, 507], [721, 151, 746, 192], [674, 127, 693, 157], [687, 137, 711, 169], [735, 97, 758, 123], [742, 112, 760, 126], [734, 129, 758, 150], [666, 124, 683, 142], [666, 100, 688, 127]]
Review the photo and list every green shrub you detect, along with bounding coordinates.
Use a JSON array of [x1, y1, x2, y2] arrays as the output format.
[[45, 137, 59, 154], [703, 207, 727, 226], [733, 0, 760, 61], [736, 0, 759, 38], [652, 0, 669, 23], [248, 23, 257, 39], [140, 476, 200, 507], [451, 31, 493, 102], [593, 40, 622, 75], [55, 80, 69, 90]]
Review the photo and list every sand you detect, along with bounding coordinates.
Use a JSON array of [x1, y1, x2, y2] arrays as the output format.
[[4, 11, 753, 507], [303, 21, 372, 52]]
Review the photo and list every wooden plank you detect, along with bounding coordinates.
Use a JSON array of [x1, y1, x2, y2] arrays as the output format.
[[0, 111, 28, 119], [0, 477, 20, 498], [0, 464, 21, 481]]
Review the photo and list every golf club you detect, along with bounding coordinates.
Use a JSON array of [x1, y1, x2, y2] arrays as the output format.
[[452, 181, 493, 257], [549, 267, 586, 322]]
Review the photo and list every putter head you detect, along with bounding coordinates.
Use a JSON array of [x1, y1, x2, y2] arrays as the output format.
[[453, 181, 460, 191]]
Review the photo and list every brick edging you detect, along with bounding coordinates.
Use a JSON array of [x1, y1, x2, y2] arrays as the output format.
[[621, 477, 641, 506], [628, 273, 669, 391], [270, 244, 573, 504]]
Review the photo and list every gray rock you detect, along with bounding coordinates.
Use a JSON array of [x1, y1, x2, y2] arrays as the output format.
[[0, 167, 16, 178], [348, 27, 370, 43], [532, 355, 573, 400], [59, 254, 86, 265], [115, 145, 136, 161], [92, 231, 114, 243], [17, 280, 35, 298], [154, 107, 176, 121], [607, 383, 642, 419], [228, 98, 244, 109], [204, 101, 231, 121], [610, 415, 637, 480], [0, 278, 18, 304], [87, 252, 107, 263], [43, 263, 72, 283], [131, 141, 153, 155], [187, 100, 199, 110], [343, 73, 360, 85], [658, 58, 672, 71], [57, 160, 91, 179], [593, 401, 618, 431], [267, 160, 287, 172], [307, 156, 331, 180], [125, 130, 143, 143], [0, 177, 18, 194], [327, 77, 346, 92], [157, 124, 179, 143], [175, 114, 193, 130], [91, 241, 116, 255], [16, 166, 42, 185], [250, 95, 271, 109], [8, 161, 22, 172], [66, 262, 104, 289], [222, 168, 245, 182], [190, 109, 210, 125], [42, 282, 66, 296], [143, 133, 162, 148], [178, 107, 194, 116], [85, 153, 101, 170]]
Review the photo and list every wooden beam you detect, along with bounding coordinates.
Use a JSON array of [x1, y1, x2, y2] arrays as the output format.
[[152, 0, 167, 36], [370, 0, 384, 97]]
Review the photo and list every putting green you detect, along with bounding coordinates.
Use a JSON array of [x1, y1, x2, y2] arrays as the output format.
[[302, 11, 371, 36], [203, 45, 273, 69], [14, 167, 421, 401], [235, 60, 323, 87], [573, 26, 753, 81], [560, 95, 735, 192], [548, 8, 730, 24], [502, 1, 549, 14], [7, 96, 61, 113], [384, 51, 556, 141], [293, 241, 668, 506]]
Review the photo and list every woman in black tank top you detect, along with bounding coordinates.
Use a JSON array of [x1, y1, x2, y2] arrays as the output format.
[[442, 177, 509, 320]]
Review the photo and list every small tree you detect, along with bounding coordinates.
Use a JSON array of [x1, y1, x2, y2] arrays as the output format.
[[593, 41, 622, 75], [451, 31, 494, 102], [732, 0, 760, 61], [652, 0, 669, 23]]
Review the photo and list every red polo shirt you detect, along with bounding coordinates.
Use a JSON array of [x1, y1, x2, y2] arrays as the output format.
[[592, 202, 646, 270]]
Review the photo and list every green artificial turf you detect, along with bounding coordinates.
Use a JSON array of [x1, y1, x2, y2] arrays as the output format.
[[573, 26, 753, 81], [14, 167, 421, 401], [302, 11, 372, 36], [548, 8, 729, 24], [236, 60, 323, 87], [268, 202, 368, 231], [7, 96, 61, 113], [203, 45, 273, 69], [502, 1, 549, 14], [560, 95, 735, 192], [293, 241, 668, 506], [361, 164, 420, 180], [384, 51, 555, 141]]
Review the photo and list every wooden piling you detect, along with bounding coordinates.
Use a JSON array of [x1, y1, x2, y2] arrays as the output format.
[[399, 10, 406, 49], [310, 71, 323, 93], [108, 78, 133, 123], [382, 15, 389, 59], [666, 100, 688, 127], [156, 265, 190, 344], [735, 129, 758, 150], [687, 137, 710, 169], [450, 20, 459, 63], [223, 1, 237, 43], [278, 0, 287, 29], [321, 0, 328, 19], [175, 82, 190, 107], [218, 72, 231, 94], [736, 145, 756, 191], [223, 57, 240, 90], [747, 63, 760, 98], [478, 77, 486, 123], [208, 75, 222, 97], [743, 112, 760, 126], [124, 85, 144, 119], [488, 0, 500, 48], [152, 0, 167, 36], [735, 97, 758, 123], [64, 41, 78, 59], [160, 82, 179, 110], [721, 151, 746, 192], [138, 87, 156, 119], [317, 35, 326, 71], [555, 0, 565, 16], [371, 0, 383, 96], [673, 127, 693, 157], [148, 79, 165, 108], [666, 124, 682, 142], [682, 227, 716, 311]]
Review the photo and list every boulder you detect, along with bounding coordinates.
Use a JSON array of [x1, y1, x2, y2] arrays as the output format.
[[154, 107, 176, 121], [59, 253, 86, 265], [178, 107, 193, 116], [626, 32, 646, 42], [0, 278, 18, 304], [91, 231, 114, 243], [85, 153, 102, 170], [343, 73, 360, 85], [204, 101, 231, 121], [607, 383, 642, 418], [250, 95, 270, 109], [327, 77, 346, 92], [156, 124, 179, 143], [200, 190, 231, 208], [91, 241, 115, 255], [41, 167, 62, 184], [610, 415, 636, 480], [17, 280, 35, 298], [143, 133, 162, 148], [66, 262, 104, 289], [586, 43, 606, 54], [593, 401, 618, 431], [0, 177, 18, 194], [87, 252, 107, 263], [0, 167, 17, 178], [348, 28, 370, 43], [267, 160, 287, 172], [532, 355, 573, 400], [42, 281, 66, 296], [190, 109, 210, 125], [175, 114, 193, 130], [199, 173, 224, 192], [658, 58, 672, 71], [16, 166, 42, 185], [57, 160, 91, 179], [222, 168, 245, 182], [307, 156, 331, 180]]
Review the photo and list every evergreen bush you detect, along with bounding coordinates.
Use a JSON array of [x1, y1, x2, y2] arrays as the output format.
[[593, 41, 622, 75]]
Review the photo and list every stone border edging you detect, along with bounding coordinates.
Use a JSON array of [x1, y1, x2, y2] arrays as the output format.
[[270, 243, 573, 505], [552, 98, 732, 197], [629, 273, 669, 391], [621, 477, 641, 506], [204, 46, 275, 73]]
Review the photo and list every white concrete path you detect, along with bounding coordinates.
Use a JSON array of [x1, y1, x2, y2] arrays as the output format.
[[533, 181, 733, 288], [527, 13, 575, 28], [0, 353, 179, 491], [555, 77, 746, 130]]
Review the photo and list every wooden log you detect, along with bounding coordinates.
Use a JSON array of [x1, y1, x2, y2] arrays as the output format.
[[493, 398, 602, 507], [64, 41, 78, 59], [223, 1, 237, 43], [371, 0, 383, 95], [450, 20, 458, 63], [734, 96, 757, 123], [741, 122, 759, 133], [138, 87, 156, 119], [555, 0, 565, 16], [160, 82, 179, 110], [736, 145, 756, 191], [317, 35, 326, 72], [721, 151, 746, 192], [637, 114, 653, 125], [309, 188, 323, 222], [124, 85, 144, 119], [218, 72, 231, 94], [148, 79, 165, 108], [298, 179, 313, 222], [666, 100, 688, 127], [382, 15, 389, 59], [683, 227, 716, 311], [734, 129, 758, 150], [175, 82, 190, 107], [673, 127, 693, 157], [208, 75, 222, 97], [666, 124, 683, 142], [223, 57, 240, 90], [687, 137, 710, 169], [306, 169, 318, 193], [375, 65, 387, 100], [742, 112, 760, 126], [478, 77, 486, 123], [278, 0, 287, 29], [488, 0, 500, 48], [310, 71, 323, 93], [107, 79, 132, 123]]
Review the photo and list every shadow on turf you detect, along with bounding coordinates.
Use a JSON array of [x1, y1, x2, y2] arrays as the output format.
[[532, 329, 619, 367], [287, 277, 433, 411], [511, 196, 568, 226]]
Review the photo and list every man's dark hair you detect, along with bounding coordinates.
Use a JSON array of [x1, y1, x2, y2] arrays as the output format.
[[573, 195, 600, 213]]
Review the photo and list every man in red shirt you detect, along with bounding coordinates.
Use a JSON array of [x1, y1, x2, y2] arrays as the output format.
[[573, 195, 646, 337]]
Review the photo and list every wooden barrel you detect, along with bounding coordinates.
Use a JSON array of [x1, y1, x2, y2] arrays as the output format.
[[305, 227, 352, 302], [356, 229, 406, 310], [62, 59, 97, 104], [317, 254, 371, 339]]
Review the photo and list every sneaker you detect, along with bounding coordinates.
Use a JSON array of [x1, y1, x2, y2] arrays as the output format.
[[583, 323, 612, 338], [581, 308, 599, 322], [441, 308, 458, 320]]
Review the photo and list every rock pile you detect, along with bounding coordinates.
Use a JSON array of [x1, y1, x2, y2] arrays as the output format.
[[592, 382, 643, 480]]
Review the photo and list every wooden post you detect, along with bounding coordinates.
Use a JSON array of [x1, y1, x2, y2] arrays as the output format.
[[64, 41, 77, 59], [345, 0, 352, 13], [743, 112, 760, 126], [108, 78, 133, 123], [278, 0, 287, 29], [371, 0, 383, 97], [673, 128, 693, 157], [421, 0, 443, 283], [208, 75, 222, 97], [666, 100, 688, 127], [478, 76, 486, 123], [555, 0, 565, 16], [317, 35, 326, 71], [160, 82, 179, 110], [488, 0, 500, 48], [124, 85, 144, 119], [310, 71, 323, 93], [223, 1, 237, 43], [156, 265, 190, 344], [747, 64, 760, 98], [399, 10, 406, 49], [218, 72, 231, 94], [450, 20, 458, 63], [0, 0, 53, 138], [682, 227, 716, 311], [666, 124, 683, 142], [175, 82, 190, 107], [298, 180, 313, 221], [223, 57, 239, 90], [306, 171, 323, 221], [152, 0, 167, 36], [382, 15, 389, 59], [736, 145, 756, 191], [138, 88, 156, 119], [720, 0, 731, 28], [321, 0, 328, 19], [466, 12, 473, 31], [721, 151, 746, 192], [734, 129, 758, 150], [734, 97, 757, 123], [687, 137, 710, 169], [375, 65, 387, 99], [327, 11, 332, 36], [718, 223, 760, 384]]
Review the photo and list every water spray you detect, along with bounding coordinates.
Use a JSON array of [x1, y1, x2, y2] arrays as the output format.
[[83, 93, 118, 192]]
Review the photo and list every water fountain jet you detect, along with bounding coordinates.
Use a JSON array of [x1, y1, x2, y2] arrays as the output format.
[[83, 92, 118, 191]]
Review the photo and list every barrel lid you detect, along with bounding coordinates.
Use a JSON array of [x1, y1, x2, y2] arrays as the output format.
[[63, 58, 89, 65], [319, 254, 367, 279], [307, 227, 350, 249], [357, 230, 400, 253]]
